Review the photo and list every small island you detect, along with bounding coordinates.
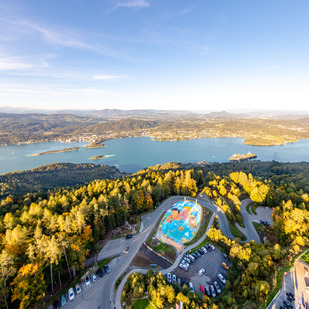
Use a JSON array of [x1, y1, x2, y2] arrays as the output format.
[[32, 147, 79, 156], [229, 151, 257, 162], [90, 155, 105, 160]]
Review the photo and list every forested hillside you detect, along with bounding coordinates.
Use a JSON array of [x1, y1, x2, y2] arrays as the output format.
[[0, 162, 308, 308], [0, 163, 124, 198]]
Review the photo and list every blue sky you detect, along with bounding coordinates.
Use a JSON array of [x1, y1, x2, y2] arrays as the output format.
[[0, 0, 308, 111]]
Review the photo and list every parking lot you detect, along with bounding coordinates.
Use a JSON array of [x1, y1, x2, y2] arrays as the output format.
[[171, 244, 230, 296], [269, 259, 309, 309]]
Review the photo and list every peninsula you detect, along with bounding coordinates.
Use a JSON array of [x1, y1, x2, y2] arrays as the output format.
[[85, 142, 106, 149], [32, 147, 79, 156]]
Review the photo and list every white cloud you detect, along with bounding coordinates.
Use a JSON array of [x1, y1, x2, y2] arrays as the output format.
[[93, 75, 124, 80], [114, 0, 150, 9], [0, 56, 49, 71], [166, 8, 192, 19]]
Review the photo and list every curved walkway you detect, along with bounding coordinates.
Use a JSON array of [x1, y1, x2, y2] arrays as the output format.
[[114, 195, 264, 308]]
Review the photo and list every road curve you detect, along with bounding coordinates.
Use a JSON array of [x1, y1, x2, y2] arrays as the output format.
[[240, 198, 260, 243], [114, 196, 260, 308], [59, 195, 260, 309]]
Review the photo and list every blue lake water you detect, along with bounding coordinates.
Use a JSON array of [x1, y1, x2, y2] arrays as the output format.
[[0, 137, 309, 175]]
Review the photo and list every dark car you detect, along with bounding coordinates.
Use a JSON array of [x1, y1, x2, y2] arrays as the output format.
[[205, 286, 211, 297], [103, 264, 111, 274], [53, 299, 61, 309], [125, 234, 133, 239], [192, 253, 198, 259], [223, 253, 229, 260], [198, 248, 204, 255], [96, 268, 104, 277], [195, 251, 201, 257]]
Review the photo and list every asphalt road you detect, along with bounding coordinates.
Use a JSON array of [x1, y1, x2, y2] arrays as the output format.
[[57, 195, 265, 309]]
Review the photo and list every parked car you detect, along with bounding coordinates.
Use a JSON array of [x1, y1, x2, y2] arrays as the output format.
[[209, 244, 215, 250], [218, 273, 226, 284], [188, 254, 195, 261], [198, 268, 205, 276], [103, 265, 111, 274], [195, 251, 201, 257], [167, 272, 172, 283], [222, 253, 229, 260], [205, 286, 211, 297], [202, 247, 208, 254], [222, 262, 229, 270], [53, 299, 61, 309], [198, 248, 204, 255], [179, 263, 188, 271], [184, 257, 191, 264], [75, 283, 81, 294], [125, 234, 133, 239], [60, 294, 67, 307], [177, 278, 182, 286], [210, 285, 216, 297], [96, 268, 104, 277], [189, 282, 194, 292], [200, 285, 205, 294], [172, 274, 177, 284], [85, 275, 90, 286], [192, 253, 198, 259], [68, 287, 75, 302], [214, 281, 221, 294], [91, 273, 97, 283]]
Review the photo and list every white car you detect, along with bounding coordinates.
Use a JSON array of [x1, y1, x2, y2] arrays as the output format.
[[189, 282, 194, 292], [85, 275, 90, 287], [198, 268, 205, 276], [75, 283, 81, 294], [218, 273, 226, 284], [188, 254, 195, 261], [202, 247, 208, 254], [91, 273, 97, 283], [210, 244, 215, 250], [182, 260, 190, 268], [68, 287, 74, 302], [214, 281, 221, 294], [167, 273, 171, 283], [184, 257, 191, 264], [179, 263, 188, 271]]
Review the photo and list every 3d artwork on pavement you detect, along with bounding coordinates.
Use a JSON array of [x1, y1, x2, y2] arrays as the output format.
[[156, 200, 201, 253]]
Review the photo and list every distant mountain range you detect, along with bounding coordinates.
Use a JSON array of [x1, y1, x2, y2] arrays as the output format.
[[1, 106, 309, 120]]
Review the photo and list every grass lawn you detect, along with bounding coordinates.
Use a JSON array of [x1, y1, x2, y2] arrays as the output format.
[[132, 299, 155, 309], [227, 217, 247, 241], [251, 205, 258, 215], [246, 203, 252, 215], [301, 248, 309, 264], [97, 256, 115, 269]]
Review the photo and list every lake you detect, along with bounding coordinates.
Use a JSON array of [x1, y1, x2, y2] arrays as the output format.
[[1, 137, 309, 175]]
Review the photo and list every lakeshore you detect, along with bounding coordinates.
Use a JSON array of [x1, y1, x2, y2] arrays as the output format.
[[2, 137, 309, 175]]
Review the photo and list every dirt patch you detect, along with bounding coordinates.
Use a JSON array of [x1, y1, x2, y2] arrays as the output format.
[[131, 244, 172, 269], [151, 238, 160, 246]]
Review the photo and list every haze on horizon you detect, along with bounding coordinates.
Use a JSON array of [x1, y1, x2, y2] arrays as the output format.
[[0, 0, 308, 112]]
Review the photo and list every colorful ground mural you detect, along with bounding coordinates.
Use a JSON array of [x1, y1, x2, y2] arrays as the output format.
[[156, 200, 201, 253]]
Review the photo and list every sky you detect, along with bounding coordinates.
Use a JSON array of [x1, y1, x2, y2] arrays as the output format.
[[0, 0, 308, 112]]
